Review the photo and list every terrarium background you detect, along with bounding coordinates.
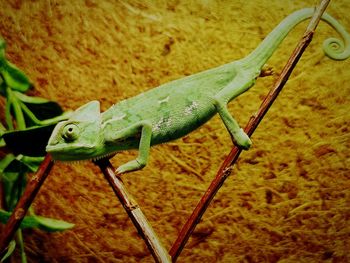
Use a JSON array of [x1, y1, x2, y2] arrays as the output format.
[[0, 0, 349, 262]]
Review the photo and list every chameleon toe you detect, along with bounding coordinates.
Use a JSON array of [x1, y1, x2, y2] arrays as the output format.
[[116, 159, 145, 174]]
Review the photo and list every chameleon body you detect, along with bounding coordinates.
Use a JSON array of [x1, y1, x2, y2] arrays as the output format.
[[46, 8, 350, 174]]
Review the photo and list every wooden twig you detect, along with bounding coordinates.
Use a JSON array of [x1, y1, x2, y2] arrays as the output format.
[[95, 159, 171, 263], [0, 154, 54, 256], [169, 0, 331, 261]]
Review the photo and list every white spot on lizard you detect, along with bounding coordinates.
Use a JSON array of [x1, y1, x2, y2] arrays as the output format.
[[158, 96, 170, 104], [153, 117, 172, 132], [184, 101, 199, 115], [113, 113, 126, 121]]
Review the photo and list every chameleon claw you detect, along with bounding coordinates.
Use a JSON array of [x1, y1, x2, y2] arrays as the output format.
[[115, 167, 125, 175], [233, 128, 252, 150]]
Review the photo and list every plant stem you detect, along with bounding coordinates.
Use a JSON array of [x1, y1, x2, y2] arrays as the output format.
[[169, 0, 331, 261], [6, 88, 26, 130], [16, 229, 27, 263], [4, 97, 13, 130], [18, 100, 71, 126]]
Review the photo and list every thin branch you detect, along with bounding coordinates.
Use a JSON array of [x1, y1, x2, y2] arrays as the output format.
[[0, 154, 54, 256], [95, 159, 171, 263], [169, 0, 331, 261]]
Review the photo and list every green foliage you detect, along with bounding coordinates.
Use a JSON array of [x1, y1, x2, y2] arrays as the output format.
[[0, 59, 32, 93], [0, 154, 44, 210], [0, 240, 16, 263], [3, 124, 62, 156], [0, 37, 72, 262], [0, 210, 75, 232]]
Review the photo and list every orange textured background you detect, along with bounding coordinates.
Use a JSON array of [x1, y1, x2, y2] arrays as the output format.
[[0, 1, 349, 262]]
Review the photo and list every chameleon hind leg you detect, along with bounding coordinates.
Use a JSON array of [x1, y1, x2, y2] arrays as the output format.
[[212, 79, 254, 150], [104, 121, 153, 174], [213, 98, 251, 149]]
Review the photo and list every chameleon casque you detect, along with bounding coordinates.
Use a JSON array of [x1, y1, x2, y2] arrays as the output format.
[[46, 8, 350, 174]]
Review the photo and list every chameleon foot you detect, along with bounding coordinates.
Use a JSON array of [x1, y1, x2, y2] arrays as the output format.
[[233, 128, 252, 150], [116, 159, 146, 174]]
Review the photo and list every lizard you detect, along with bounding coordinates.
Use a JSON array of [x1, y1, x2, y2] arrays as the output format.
[[46, 8, 350, 174]]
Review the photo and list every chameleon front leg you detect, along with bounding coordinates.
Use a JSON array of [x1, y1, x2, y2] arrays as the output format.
[[104, 121, 153, 174]]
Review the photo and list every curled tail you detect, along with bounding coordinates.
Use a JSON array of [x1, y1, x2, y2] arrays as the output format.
[[241, 8, 350, 70]]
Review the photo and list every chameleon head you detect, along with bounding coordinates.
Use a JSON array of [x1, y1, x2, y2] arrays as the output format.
[[46, 100, 104, 161]]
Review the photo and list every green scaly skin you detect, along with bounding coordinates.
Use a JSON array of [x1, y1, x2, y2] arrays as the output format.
[[46, 8, 350, 174]]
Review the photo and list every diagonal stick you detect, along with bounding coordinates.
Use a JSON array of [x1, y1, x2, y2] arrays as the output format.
[[169, 0, 331, 261], [95, 158, 171, 263], [0, 154, 54, 256]]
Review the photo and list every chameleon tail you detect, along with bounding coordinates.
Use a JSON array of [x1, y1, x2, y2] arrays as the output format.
[[240, 8, 350, 70], [321, 13, 350, 60]]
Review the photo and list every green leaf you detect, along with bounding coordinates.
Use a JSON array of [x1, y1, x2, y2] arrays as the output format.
[[16, 229, 27, 263], [7, 91, 70, 128], [18, 156, 44, 172], [13, 91, 49, 104], [1, 171, 22, 211], [25, 101, 65, 125], [0, 122, 6, 137], [2, 124, 57, 156], [8, 88, 26, 130], [0, 138, 6, 147], [1, 60, 31, 92], [0, 155, 20, 199], [0, 36, 5, 53], [0, 156, 28, 209], [0, 74, 5, 96], [0, 154, 16, 173], [0, 121, 6, 146], [5, 96, 14, 130], [0, 154, 44, 210], [33, 215, 75, 232], [0, 240, 16, 262], [0, 60, 32, 92], [0, 121, 6, 131], [0, 155, 29, 174], [14, 92, 64, 121], [0, 209, 75, 232]]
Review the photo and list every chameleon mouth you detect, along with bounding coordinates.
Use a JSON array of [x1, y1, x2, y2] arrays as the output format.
[[90, 152, 117, 162], [46, 144, 117, 162], [46, 144, 94, 152], [51, 151, 117, 163], [53, 152, 117, 164], [46, 144, 96, 161]]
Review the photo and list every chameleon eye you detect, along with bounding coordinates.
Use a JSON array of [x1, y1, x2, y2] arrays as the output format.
[[62, 124, 80, 141]]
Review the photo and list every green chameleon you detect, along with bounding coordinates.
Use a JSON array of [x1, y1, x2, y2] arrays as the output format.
[[46, 8, 350, 174]]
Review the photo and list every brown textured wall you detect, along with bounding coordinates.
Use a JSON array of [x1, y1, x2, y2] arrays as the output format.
[[1, 1, 349, 262]]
